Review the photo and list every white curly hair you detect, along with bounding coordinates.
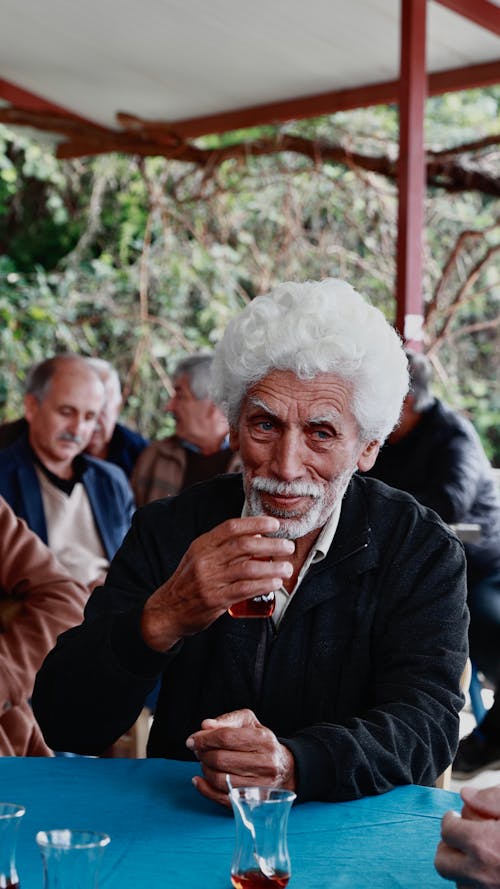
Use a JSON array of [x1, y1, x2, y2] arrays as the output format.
[[211, 278, 409, 443]]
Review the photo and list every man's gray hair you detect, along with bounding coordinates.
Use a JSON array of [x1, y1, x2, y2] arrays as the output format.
[[86, 358, 122, 405], [405, 349, 434, 412], [174, 353, 214, 401], [211, 278, 409, 443], [25, 354, 95, 403]]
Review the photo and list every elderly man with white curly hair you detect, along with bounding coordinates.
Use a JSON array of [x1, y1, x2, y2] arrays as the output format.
[[33, 278, 468, 805]]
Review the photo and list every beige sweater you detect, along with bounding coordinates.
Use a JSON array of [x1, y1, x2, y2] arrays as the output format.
[[37, 470, 108, 587]]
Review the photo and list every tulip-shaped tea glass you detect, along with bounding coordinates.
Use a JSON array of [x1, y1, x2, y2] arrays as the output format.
[[228, 590, 275, 619], [36, 829, 110, 889], [228, 785, 296, 888], [0, 802, 26, 889]]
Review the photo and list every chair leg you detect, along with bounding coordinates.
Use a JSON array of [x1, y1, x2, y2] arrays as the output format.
[[435, 765, 451, 789], [469, 661, 487, 724]]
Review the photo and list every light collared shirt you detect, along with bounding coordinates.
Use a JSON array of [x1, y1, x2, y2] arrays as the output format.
[[241, 499, 343, 627]]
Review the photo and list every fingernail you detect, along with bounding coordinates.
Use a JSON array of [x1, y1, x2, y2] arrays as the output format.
[[186, 736, 195, 749]]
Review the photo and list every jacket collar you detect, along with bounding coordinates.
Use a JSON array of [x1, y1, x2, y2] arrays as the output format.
[[319, 475, 378, 572]]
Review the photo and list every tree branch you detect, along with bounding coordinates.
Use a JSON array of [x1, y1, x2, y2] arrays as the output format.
[[1, 105, 499, 195]]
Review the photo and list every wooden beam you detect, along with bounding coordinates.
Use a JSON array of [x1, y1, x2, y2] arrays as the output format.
[[434, 0, 500, 35], [395, 0, 427, 348]]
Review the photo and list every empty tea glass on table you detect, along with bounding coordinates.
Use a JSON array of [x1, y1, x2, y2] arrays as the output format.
[[36, 829, 110, 889], [228, 785, 296, 888], [0, 802, 26, 889]]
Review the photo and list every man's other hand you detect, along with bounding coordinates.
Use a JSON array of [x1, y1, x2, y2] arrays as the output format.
[[186, 708, 296, 807]]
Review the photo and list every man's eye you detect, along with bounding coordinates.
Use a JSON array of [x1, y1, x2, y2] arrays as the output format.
[[312, 428, 334, 440], [258, 420, 275, 431]]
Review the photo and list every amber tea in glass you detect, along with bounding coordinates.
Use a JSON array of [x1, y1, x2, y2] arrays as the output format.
[[0, 802, 25, 889], [229, 786, 295, 889], [228, 591, 275, 619]]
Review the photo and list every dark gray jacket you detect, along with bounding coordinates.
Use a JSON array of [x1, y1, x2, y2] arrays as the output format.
[[33, 474, 468, 802], [366, 399, 500, 584]]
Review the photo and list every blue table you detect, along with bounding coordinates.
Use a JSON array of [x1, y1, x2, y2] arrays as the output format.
[[0, 758, 461, 888]]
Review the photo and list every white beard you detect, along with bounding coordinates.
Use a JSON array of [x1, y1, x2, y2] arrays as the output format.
[[244, 469, 354, 538]]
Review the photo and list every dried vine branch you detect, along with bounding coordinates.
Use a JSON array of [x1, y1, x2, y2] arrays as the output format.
[[1, 105, 499, 195], [425, 220, 499, 327], [430, 242, 500, 350]]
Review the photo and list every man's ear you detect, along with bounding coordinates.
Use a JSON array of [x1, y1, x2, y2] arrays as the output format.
[[24, 393, 39, 424], [229, 426, 240, 452], [357, 439, 380, 472]]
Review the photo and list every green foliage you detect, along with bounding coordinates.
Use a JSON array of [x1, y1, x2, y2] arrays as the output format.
[[0, 90, 498, 462]]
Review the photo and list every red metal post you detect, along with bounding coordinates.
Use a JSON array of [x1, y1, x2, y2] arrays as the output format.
[[395, 0, 427, 349]]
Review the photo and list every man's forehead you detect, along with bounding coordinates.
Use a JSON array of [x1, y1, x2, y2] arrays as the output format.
[[46, 368, 104, 402], [245, 370, 353, 411]]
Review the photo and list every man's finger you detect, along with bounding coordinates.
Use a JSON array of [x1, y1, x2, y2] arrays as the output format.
[[192, 774, 231, 808], [187, 724, 265, 755], [201, 708, 260, 730], [434, 841, 468, 882], [211, 516, 281, 543], [462, 785, 500, 820]]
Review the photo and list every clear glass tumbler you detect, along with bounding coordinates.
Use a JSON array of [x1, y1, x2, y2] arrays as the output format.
[[0, 802, 26, 889], [228, 786, 296, 888], [36, 829, 110, 889]]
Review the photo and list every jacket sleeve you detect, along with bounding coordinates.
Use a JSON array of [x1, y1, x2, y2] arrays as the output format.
[[283, 516, 469, 801], [32, 503, 175, 754], [0, 498, 88, 708]]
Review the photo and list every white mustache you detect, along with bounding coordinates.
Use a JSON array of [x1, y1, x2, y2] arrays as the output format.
[[58, 432, 83, 445], [251, 477, 324, 498]]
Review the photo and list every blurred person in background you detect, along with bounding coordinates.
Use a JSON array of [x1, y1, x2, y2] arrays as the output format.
[[0, 357, 148, 479], [85, 358, 149, 478], [0, 354, 134, 589], [131, 353, 240, 506], [365, 349, 500, 778], [0, 495, 87, 755]]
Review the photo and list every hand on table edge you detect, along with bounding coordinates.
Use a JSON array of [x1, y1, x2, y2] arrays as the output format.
[[186, 708, 296, 808]]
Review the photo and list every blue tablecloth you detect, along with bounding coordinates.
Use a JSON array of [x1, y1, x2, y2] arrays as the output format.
[[0, 758, 461, 888]]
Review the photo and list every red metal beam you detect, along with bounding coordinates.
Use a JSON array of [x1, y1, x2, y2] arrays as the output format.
[[434, 0, 500, 35], [395, 0, 427, 348], [161, 60, 500, 139], [1, 60, 499, 141]]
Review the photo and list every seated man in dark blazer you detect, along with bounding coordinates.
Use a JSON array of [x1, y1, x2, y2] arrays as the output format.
[[0, 354, 134, 589], [0, 358, 148, 480]]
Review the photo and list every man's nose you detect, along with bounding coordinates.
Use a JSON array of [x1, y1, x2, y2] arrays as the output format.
[[270, 432, 306, 480], [68, 416, 86, 436]]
